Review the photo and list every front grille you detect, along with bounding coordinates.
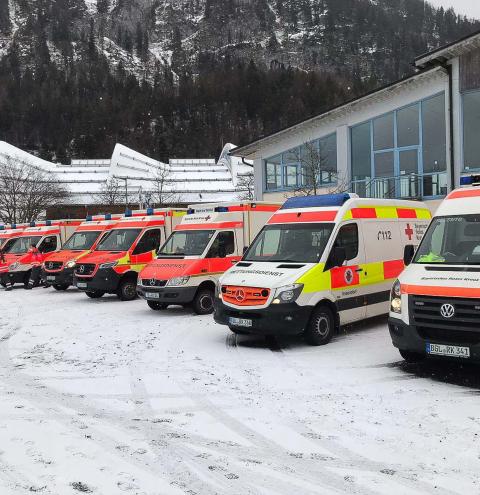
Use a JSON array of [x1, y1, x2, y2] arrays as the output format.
[[222, 286, 270, 306], [141, 279, 167, 287], [45, 261, 63, 271], [75, 263, 96, 276], [410, 295, 480, 344]]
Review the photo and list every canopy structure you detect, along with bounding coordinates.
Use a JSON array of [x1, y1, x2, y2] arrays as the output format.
[[0, 141, 253, 205]]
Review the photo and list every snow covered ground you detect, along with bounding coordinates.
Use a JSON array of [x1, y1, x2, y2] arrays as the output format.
[[0, 289, 479, 495]]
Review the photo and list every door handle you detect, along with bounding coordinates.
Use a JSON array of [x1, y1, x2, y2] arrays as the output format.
[[355, 268, 363, 273]]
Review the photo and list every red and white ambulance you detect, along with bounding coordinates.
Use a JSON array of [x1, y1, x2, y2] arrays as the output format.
[[137, 202, 280, 314], [42, 215, 123, 291], [0, 225, 28, 250], [389, 175, 480, 363], [73, 208, 186, 301], [0, 220, 82, 288]]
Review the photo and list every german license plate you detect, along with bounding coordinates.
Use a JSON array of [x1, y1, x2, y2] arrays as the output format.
[[77, 282, 87, 289], [229, 317, 252, 328], [426, 343, 470, 359], [145, 292, 160, 299], [46, 276, 56, 282]]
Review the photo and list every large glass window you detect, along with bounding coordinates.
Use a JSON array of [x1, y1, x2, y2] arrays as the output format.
[[463, 91, 480, 171], [351, 93, 447, 199], [264, 133, 337, 191]]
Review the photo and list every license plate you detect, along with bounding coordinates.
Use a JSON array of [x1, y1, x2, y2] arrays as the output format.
[[426, 343, 470, 359], [229, 317, 253, 328], [77, 282, 87, 289], [145, 292, 160, 299], [46, 276, 56, 282]]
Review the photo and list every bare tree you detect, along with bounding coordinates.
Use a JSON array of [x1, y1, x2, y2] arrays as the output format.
[[292, 141, 340, 196], [0, 156, 69, 224], [236, 172, 255, 201], [150, 164, 180, 206], [96, 176, 124, 206]]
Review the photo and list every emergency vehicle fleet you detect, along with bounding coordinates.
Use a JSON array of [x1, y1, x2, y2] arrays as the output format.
[[137, 202, 280, 314], [73, 208, 186, 300], [0, 220, 82, 288], [42, 215, 123, 291], [389, 176, 480, 363], [215, 194, 431, 345]]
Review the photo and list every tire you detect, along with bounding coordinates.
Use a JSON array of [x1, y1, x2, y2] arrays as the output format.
[[86, 290, 105, 299], [147, 301, 168, 311], [192, 288, 214, 315], [53, 284, 69, 291], [304, 305, 335, 346], [117, 278, 138, 301], [399, 349, 425, 363]]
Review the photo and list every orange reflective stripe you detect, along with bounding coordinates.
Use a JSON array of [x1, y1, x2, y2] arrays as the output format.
[[350, 208, 377, 219], [176, 221, 243, 230], [268, 211, 338, 224], [447, 189, 480, 200], [396, 208, 417, 219], [383, 259, 404, 280], [401, 284, 480, 298]]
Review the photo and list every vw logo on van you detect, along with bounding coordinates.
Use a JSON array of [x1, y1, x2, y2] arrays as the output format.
[[78, 265, 85, 274], [48, 262, 54, 270], [149, 279, 156, 286], [440, 304, 455, 319], [235, 289, 246, 302]]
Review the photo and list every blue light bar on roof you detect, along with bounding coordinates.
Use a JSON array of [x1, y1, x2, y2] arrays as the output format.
[[11, 224, 16, 229], [0, 226, 4, 231], [146, 208, 154, 216], [86, 215, 93, 222], [281, 194, 353, 210], [187, 208, 195, 215], [30, 222, 36, 227], [215, 206, 229, 213], [105, 214, 112, 220], [125, 209, 132, 218], [46, 220, 52, 226], [460, 175, 480, 186]]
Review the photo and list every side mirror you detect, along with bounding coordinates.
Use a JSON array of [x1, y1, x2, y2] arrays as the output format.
[[404, 245, 415, 266], [326, 246, 347, 270]]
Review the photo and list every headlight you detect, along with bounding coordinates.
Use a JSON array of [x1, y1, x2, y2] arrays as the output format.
[[99, 261, 118, 270], [390, 280, 402, 314], [9, 262, 19, 271], [65, 260, 76, 269], [272, 284, 303, 304], [166, 276, 190, 286]]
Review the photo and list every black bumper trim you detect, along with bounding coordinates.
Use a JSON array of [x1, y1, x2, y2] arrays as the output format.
[[214, 299, 312, 336], [43, 268, 74, 286], [137, 285, 198, 304], [73, 268, 123, 294]]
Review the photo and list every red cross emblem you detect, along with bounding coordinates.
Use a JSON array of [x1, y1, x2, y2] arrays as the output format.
[[405, 224, 414, 241]]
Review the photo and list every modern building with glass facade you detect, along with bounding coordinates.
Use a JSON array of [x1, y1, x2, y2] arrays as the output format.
[[232, 30, 480, 210]]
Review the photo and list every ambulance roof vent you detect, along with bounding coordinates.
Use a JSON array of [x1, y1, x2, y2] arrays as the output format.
[[281, 193, 357, 210]]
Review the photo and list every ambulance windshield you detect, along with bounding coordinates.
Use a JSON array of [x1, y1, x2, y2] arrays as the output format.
[[245, 223, 334, 263], [158, 230, 215, 257], [96, 229, 141, 251], [414, 215, 480, 265], [63, 231, 102, 251], [5, 236, 42, 254]]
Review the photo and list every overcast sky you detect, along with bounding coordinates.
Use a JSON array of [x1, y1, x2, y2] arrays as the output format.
[[427, 0, 480, 18]]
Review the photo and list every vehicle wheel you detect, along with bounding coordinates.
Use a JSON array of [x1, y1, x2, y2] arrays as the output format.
[[147, 301, 168, 311], [86, 290, 105, 299], [304, 305, 335, 346], [0, 281, 6, 288], [399, 349, 425, 363], [53, 284, 69, 291], [192, 288, 214, 315], [117, 279, 138, 301]]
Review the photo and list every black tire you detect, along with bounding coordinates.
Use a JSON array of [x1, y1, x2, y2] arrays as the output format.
[[399, 349, 425, 363], [192, 288, 214, 315], [0, 281, 6, 288], [304, 305, 335, 346], [117, 278, 138, 301], [86, 290, 105, 299], [53, 284, 69, 291], [147, 301, 168, 310]]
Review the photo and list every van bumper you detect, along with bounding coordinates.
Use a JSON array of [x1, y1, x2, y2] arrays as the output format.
[[388, 317, 480, 362], [137, 285, 198, 304], [73, 269, 121, 293], [214, 299, 312, 336], [43, 268, 73, 286]]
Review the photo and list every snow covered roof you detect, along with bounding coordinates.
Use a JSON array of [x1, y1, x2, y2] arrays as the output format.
[[0, 141, 253, 205]]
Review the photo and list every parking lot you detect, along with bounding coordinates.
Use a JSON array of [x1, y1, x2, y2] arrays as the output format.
[[0, 288, 479, 494]]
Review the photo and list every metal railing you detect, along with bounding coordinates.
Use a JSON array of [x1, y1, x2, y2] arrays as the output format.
[[351, 172, 448, 200]]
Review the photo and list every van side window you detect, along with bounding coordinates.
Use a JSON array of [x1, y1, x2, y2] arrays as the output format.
[[39, 236, 57, 253], [207, 231, 235, 258], [333, 224, 359, 261], [133, 229, 161, 255]]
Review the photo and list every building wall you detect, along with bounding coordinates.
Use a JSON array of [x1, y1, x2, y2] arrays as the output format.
[[255, 69, 450, 203]]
